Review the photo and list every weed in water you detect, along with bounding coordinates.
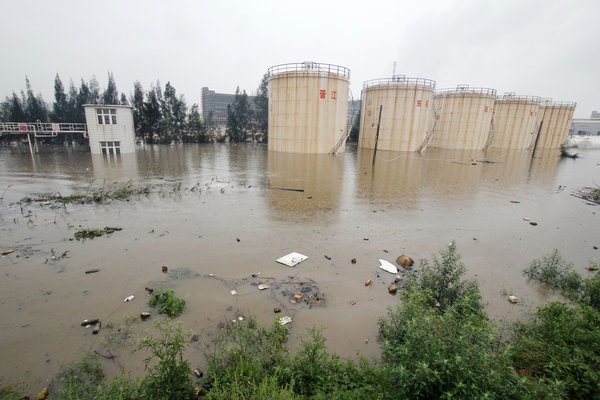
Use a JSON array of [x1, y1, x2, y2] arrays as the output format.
[[523, 249, 583, 297], [139, 320, 195, 400], [148, 289, 186, 317], [74, 228, 108, 240]]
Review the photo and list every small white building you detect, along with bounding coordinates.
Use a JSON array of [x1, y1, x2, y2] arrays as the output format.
[[83, 104, 136, 155]]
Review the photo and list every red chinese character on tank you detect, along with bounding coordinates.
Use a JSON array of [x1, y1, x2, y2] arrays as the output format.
[[331, 91, 337, 100], [416, 100, 422, 107], [367, 110, 372, 117], [320, 90, 326, 99], [425, 100, 429, 108], [484, 105, 489, 112]]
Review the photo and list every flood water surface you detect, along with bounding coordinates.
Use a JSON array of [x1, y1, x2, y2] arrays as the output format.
[[1, 143, 599, 393]]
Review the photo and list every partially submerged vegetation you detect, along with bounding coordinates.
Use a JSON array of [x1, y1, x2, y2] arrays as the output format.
[[3, 245, 600, 399], [74, 226, 121, 240], [21, 181, 151, 205], [573, 186, 600, 205], [148, 290, 186, 317], [523, 249, 600, 309]]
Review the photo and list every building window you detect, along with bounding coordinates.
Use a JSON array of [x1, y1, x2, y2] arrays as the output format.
[[100, 141, 121, 155], [96, 109, 118, 125]]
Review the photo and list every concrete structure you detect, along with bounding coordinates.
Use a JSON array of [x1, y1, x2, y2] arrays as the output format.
[[201, 87, 256, 126], [535, 100, 576, 149], [490, 93, 541, 149], [267, 62, 350, 154], [591, 111, 600, 119], [429, 85, 496, 151], [358, 75, 436, 152], [347, 99, 361, 127], [570, 118, 600, 136], [83, 104, 135, 155]]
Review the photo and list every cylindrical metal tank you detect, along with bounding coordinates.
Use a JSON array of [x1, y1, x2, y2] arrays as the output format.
[[534, 100, 577, 149], [429, 85, 496, 150], [490, 93, 541, 149], [267, 62, 350, 154], [358, 75, 436, 152]]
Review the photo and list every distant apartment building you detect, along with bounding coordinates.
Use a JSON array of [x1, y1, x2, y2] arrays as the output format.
[[569, 111, 600, 136], [201, 87, 256, 126]]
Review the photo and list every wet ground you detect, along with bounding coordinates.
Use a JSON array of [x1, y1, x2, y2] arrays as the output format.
[[1, 142, 599, 393]]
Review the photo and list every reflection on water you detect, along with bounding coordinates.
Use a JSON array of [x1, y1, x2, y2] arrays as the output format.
[[267, 150, 344, 221]]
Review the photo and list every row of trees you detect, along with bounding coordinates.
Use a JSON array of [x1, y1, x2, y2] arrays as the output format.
[[1, 73, 269, 144], [225, 74, 268, 143]]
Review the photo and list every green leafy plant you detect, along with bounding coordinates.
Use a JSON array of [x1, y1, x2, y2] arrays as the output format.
[[139, 320, 195, 400], [148, 289, 186, 317], [523, 250, 583, 297]]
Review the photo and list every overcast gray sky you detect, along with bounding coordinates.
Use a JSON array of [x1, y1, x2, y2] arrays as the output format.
[[2, 0, 598, 118]]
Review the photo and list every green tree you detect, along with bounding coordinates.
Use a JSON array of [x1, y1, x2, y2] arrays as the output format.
[[24, 77, 48, 122], [102, 72, 119, 104], [88, 76, 101, 104], [120, 93, 129, 105], [66, 80, 79, 122], [160, 82, 187, 142], [131, 81, 145, 137], [143, 84, 162, 144], [255, 73, 269, 142], [52, 74, 69, 122], [226, 87, 252, 143], [1, 93, 27, 122], [185, 103, 211, 142]]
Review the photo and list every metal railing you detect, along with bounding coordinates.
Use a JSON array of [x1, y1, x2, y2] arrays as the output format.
[[0, 122, 87, 136], [540, 99, 577, 108], [267, 62, 350, 79], [363, 75, 436, 89], [496, 93, 541, 103], [436, 85, 496, 97]]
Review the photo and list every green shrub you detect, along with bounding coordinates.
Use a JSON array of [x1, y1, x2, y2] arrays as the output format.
[[148, 289, 186, 317], [582, 274, 600, 310], [523, 250, 582, 297], [139, 320, 195, 400], [511, 302, 600, 399]]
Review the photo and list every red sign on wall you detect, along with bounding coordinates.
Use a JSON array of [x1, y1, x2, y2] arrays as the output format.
[[484, 105, 489, 112], [18, 123, 27, 131], [416, 100, 422, 107], [320, 90, 326, 99], [331, 91, 337, 100]]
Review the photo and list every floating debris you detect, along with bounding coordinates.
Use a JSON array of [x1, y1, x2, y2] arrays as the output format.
[[124, 295, 135, 302], [379, 259, 398, 274], [230, 289, 237, 295], [396, 255, 414, 268], [572, 186, 600, 205], [273, 307, 281, 313], [523, 217, 530, 221], [258, 283, 270, 290], [93, 323, 101, 334], [37, 387, 49, 399], [276, 252, 308, 267], [324, 255, 331, 260], [293, 294, 302, 300], [351, 258, 357, 264], [1, 249, 15, 255], [510, 200, 520, 204], [85, 269, 100, 274], [81, 318, 99, 326], [140, 312, 151, 321], [193, 369, 204, 378], [145, 287, 154, 294], [365, 279, 372, 286], [279, 316, 292, 326], [508, 295, 518, 304], [388, 284, 398, 295], [161, 266, 168, 273], [394, 275, 403, 283], [529, 222, 538, 226]]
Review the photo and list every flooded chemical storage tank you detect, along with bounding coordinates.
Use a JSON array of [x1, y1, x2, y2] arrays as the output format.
[[429, 85, 496, 150], [358, 76, 436, 152], [490, 93, 541, 149], [267, 62, 350, 154], [534, 100, 576, 149]]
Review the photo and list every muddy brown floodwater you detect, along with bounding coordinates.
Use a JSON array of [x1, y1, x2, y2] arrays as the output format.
[[1, 143, 599, 394]]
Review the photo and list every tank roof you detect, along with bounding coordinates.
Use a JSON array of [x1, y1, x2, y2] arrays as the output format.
[[436, 85, 496, 97], [496, 93, 541, 103], [267, 62, 350, 79], [540, 99, 577, 108], [363, 75, 435, 90]]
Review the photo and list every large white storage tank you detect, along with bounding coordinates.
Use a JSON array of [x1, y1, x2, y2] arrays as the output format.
[[267, 62, 350, 154], [534, 100, 576, 149], [429, 85, 496, 150], [358, 75, 436, 152], [83, 104, 135, 155], [490, 94, 541, 149]]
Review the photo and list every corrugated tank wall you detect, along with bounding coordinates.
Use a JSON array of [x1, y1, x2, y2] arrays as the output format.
[[535, 100, 576, 149], [267, 62, 350, 154], [429, 86, 496, 150], [358, 76, 436, 152], [490, 94, 541, 149]]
